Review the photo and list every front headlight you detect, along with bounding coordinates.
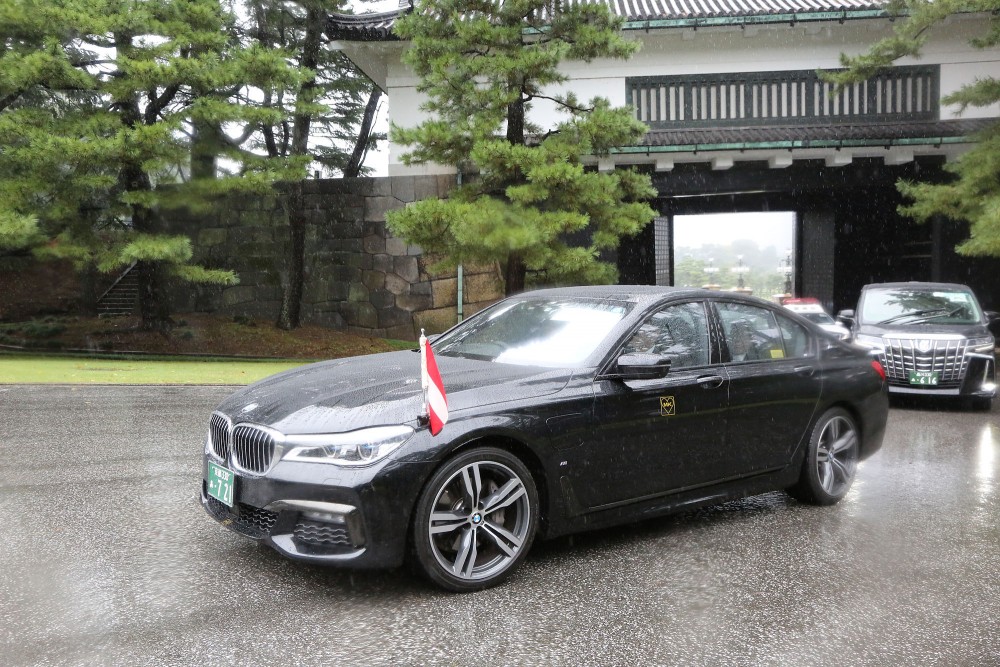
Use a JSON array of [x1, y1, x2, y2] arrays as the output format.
[[854, 334, 884, 351], [968, 336, 996, 354], [283, 425, 414, 466]]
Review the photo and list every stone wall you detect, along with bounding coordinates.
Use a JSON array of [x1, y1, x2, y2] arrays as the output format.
[[168, 175, 504, 340]]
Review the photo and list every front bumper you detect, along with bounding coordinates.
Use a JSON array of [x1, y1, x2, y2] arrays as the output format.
[[200, 455, 434, 569], [884, 352, 996, 399]]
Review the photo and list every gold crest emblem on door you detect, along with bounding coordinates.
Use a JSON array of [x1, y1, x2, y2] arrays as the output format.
[[660, 396, 676, 416]]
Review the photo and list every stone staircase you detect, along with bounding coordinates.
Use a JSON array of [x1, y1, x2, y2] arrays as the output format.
[[97, 264, 139, 316]]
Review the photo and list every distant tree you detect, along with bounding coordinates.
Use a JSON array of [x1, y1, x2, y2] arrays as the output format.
[[387, 0, 657, 295], [242, 0, 385, 330], [0, 0, 296, 331], [825, 1, 1000, 257]]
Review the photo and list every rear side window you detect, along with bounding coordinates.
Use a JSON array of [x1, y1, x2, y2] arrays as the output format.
[[776, 313, 814, 359], [715, 302, 787, 362]]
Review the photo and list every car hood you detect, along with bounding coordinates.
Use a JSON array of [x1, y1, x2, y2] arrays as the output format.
[[856, 322, 992, 338], [215, 350, 574, 434]]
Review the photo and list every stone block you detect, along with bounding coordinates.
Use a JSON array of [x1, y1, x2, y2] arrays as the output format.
[[385, 235, 407, 257], [240, 210, 275, 227], [364, 220, 386, 237], [394, 256, 420, 283], [410, 281, 432, 296], [363, 234, 385, 254], [198, 228, 227, 246], [364, 196, 403, 222], [390, 176, 416, 203], [370, 287, 395, 310], [221, 285, 257, 306], [432, 277, 458, 308], [357, 177, 393, 197], [377, 306, 412, 329], [414, 307, 459, 335], [386, 324, 416, 342], [385, 272, 409, 296], [343, 302, 378, 328], [362, 270, 385, 291], [328, 221, 364, 239], [413, 176, 440, 201], [373, 253, 393, 273], [437, 174, 457, 196], [348, 282, 369, 303], [463, 271, 504, 303], [396, 293, 433, 312], [331, 266, 361, 282]]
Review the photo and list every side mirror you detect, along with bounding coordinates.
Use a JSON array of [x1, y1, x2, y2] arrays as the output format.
[[985, 311, 1000, 336], [616, 353, 671, 380], [836, 309, 855, 326]]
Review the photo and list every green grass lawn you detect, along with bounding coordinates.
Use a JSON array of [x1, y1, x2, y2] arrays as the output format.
[[0, 354, 311, 385]]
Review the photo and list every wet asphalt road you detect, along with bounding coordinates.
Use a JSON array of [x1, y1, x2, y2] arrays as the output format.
[[0, 385, 997, 667]]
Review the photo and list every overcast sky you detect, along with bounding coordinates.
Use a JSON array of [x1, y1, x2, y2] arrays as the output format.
[[674, 212, 795, 253]]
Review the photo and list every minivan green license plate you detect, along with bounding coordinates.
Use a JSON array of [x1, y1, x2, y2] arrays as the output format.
[[908, 370, 940, 386], [207, 461, 235, 507]]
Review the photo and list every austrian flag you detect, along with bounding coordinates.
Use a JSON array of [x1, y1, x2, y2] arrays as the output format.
[[420, 331, 449, 435]]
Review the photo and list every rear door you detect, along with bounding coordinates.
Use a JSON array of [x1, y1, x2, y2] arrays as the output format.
[[712, 300, 823, 475]]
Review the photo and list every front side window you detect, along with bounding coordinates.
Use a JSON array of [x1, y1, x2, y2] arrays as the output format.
[[716, 301, 786, 362], [434, 297, 633, 368], [859, 287, 983, 326], [623, 301, 710, 368]]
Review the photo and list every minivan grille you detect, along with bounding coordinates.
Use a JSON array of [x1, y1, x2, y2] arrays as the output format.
[[210, 413, 231, 460], [231, 424, 276, 474], [881, 337, 969, 389]]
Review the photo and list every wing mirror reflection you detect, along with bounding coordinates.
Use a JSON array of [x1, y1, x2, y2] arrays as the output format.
[[836, 309, 855, 326], [616, 353, 672, 380]]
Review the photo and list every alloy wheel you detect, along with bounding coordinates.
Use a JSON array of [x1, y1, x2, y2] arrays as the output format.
[[815, 415, 859, 496], [426, 460, 532, 582]]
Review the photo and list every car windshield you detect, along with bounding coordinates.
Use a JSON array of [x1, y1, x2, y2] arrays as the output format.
[[434, 296, 633, 367], [860, 287, 983, 326]]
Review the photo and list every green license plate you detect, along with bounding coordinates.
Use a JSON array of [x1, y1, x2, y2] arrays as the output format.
[[908, 370, 940, 386], [207, 461, 235, 507]]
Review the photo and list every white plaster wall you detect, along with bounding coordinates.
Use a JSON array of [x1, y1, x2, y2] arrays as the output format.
[[378, 13, 999, 174]]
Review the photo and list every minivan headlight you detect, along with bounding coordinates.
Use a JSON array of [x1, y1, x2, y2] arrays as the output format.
[[968, 337, 996, 354], [283, 425, 414, 466]]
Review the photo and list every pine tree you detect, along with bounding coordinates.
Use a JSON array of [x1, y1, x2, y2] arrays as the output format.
[[386, 0, 656, 295], [243, 0, 385, 330], [0, 0, 297, 330], [826, 0, 1000, 257]]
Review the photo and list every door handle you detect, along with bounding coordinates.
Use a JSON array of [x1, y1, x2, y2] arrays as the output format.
[[696, 375, 724, 389], [794, 365, 816, 377]]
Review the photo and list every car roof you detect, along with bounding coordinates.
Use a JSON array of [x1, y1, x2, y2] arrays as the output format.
[[510, 285, 773, 307], [862, 281, 974, 292]]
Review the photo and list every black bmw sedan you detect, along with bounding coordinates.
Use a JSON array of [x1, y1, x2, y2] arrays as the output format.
[[201, 286, 889, 591]]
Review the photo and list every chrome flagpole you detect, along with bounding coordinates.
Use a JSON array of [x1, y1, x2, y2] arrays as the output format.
[[419, 328, 429, 421]]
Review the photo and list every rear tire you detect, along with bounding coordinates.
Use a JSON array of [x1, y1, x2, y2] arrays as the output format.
[[788, 407, 860, 506], [411, 447, 538, 592]]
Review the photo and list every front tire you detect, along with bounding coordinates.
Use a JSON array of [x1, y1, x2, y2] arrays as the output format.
[[788, 407, 860, 506], [411, 447, 538, 592]]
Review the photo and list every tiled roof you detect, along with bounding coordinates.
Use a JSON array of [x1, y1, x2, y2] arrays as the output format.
[[328, 0, 891, 41], [627, 118, 993, 152]]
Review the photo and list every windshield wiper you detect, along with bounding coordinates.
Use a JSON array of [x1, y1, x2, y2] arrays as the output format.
[[876, 308, 949, 325]]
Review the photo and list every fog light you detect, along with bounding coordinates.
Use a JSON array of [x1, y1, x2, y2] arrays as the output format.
[[302, 510, 347, 524]]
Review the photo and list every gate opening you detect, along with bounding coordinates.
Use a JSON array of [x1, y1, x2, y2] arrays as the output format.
[[664, 212, 796, 299]]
